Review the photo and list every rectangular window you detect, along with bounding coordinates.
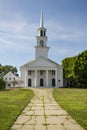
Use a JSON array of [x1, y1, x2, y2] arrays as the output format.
[[13, 83, 15, 86], [5, 78, 7, 81], [28, 70, 31, 75], [7, 84, 11, 86], [40, 70, 43, 75], [44, 31, 45, 36], [9, 77, 11, 80], [52, 70, 55, 75]]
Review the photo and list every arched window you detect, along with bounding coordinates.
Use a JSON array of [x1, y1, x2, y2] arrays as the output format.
[[44, 31, 46, 36], [28, 79, 32, 87], [40, 40, 44, 47], [40, 78, 44, 86], [52, 78, 55, 87], [40, 30, 43, 36]]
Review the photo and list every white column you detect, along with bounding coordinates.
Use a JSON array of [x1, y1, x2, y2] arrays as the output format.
[[25, 70, 27, 87], [55, 69, 58, 87], [46, 70, 49, 87], [35, 70, 37, 87]]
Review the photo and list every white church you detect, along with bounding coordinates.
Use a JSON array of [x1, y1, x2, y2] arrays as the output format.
[[20, 13, 63, 88]]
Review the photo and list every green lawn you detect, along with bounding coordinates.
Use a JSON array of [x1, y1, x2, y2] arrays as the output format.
[[0, 88, 34, 130], [53, 88, 87, 130]]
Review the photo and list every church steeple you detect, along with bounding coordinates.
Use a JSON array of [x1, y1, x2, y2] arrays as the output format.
[[37, 12, 47, 37], [40, 11, 44, 28], [35, 12, 49, 59]]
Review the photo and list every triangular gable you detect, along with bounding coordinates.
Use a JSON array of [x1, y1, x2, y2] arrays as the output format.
[[4, 71, 18, 78], [4, 72, 15, 77], [21, 57, 62, 68]]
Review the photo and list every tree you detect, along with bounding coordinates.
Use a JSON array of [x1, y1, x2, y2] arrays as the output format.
[[3, 65, 17, 75], [62, 56, 76, 87], [0, 64, 18, 78], [62, 50, 87, 88], [73, 50, 87, 88]]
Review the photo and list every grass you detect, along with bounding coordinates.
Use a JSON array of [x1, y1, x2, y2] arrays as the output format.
[[53, 88, 87, 130], [0, 88, 34, 130]]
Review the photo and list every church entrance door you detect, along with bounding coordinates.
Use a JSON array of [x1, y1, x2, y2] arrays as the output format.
[[52, 78, 55, 87], [28, 79, 32, 87], [40, 78, 44, 86]]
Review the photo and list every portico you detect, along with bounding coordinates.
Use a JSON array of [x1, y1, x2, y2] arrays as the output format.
[[24, 67, 59, 87]]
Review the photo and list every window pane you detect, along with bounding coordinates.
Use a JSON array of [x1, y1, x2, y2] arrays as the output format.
[[8, 84, 11, 86], [40, 30, 43, 36], [5, 78, 7, 81], [52, 70, 55, 75], [44, 31, 45, 36], [40, 70, 43, 75], [9, 77, 11, 80], [28, 70, 31, 75]]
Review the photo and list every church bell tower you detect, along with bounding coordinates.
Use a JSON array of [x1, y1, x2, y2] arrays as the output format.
[[35, 12, 49, 59]]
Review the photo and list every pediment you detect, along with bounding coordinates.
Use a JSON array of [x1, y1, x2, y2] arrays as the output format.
[[22, 57, 61, 68], [30, 58, 54, 67]]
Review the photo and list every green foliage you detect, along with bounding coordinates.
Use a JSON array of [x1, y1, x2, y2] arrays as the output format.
[[0, 79, 6, 89], [62, 56, 76, 87], [53, 88, 87, 130], [0, 88, 34, 130], [0, 64, 18, 78], [62, 50, 87, 88], [62, 56, 76, 79], [73, 50, 87, 87]]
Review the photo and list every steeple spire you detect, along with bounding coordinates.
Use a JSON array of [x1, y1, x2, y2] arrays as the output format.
[[40, 11, 44, 28]]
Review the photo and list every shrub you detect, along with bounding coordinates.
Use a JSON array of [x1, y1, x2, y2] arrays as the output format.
[[0, 79, 6, 89]]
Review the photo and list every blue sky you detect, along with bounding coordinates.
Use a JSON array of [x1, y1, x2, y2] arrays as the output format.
[[0, 0, 87, 74]]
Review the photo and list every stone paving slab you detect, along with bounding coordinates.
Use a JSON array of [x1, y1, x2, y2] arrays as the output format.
[[35, 125, 46, 130], [32, 106, 44, 110], [19, 125, 34, 130], [46, 116, 66, 124], [14, 115, 31, 124], [35, 116, 45, 124], [11, 88, 84, 130], [45, 106, 60, 110], [45, 109, 68, 116], [11, 124, 22, 130], [47, 125, 65, 130], [34, 110, 44, 115]]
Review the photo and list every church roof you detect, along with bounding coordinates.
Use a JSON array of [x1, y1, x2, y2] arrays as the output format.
[[20, 57, 62, 69]]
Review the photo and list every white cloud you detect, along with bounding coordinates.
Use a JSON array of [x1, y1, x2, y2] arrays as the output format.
[[0, 19, 37, 52], [0, 22, 22, 33], [0, 36, 10, 47], [46, 20, 87, 42]]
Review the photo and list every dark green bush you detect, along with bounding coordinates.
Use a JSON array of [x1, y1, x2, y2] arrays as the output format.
[[0, 79, 6, 89]]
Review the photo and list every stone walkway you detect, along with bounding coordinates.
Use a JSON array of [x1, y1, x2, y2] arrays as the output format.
[[11, 88, 84, 130]]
